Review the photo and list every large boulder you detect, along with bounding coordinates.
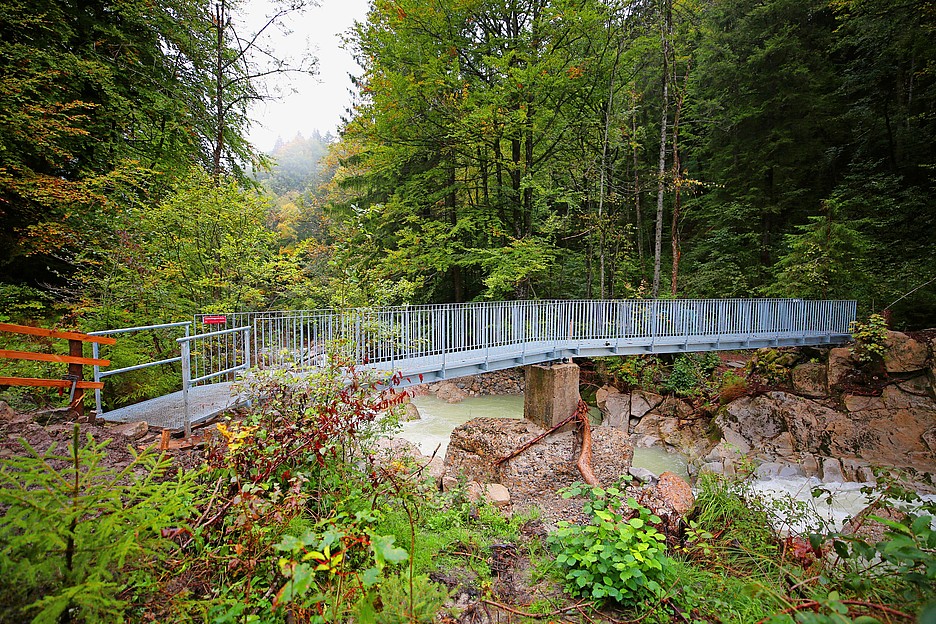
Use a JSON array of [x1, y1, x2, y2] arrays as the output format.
[[883, 331, 929, 374], [600, 390, 664, 433], [635, 471, 694, 539], [827, 347, 857, 389], [632, 411, 716, 459], [602, 391, 630, 431], [434, 381, 468, 404], [444, 417, 633, 506], [791, 362, 828, 398]]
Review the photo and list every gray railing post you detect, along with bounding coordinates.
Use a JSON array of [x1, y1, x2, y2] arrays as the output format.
[[93, 342, 102, 416], [244, 326, 251, 370], [181, 339, 192, 438]]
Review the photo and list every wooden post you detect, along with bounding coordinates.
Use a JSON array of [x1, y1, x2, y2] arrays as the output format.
[[68, 339, 84, 417]]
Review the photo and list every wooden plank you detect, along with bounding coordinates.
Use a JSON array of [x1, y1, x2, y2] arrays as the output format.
[[0, 323, 116, 345], [0, 350, 110, 367], [0, 377, 104, 390]]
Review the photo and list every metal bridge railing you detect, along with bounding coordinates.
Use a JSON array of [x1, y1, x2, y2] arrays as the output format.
[[89, 321, 192, 418], [194, 299, 856, 378], [178, 326, 250, 436]]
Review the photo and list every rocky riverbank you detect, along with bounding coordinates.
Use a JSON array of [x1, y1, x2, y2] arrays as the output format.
[[594, 330, 936, 490], [410, 368, 524, 403]]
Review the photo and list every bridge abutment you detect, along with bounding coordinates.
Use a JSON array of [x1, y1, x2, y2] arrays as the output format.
[[523, 362, 581, 430]]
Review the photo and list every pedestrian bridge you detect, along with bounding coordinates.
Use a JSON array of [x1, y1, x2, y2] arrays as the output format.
[[93, 298, 856, 432]]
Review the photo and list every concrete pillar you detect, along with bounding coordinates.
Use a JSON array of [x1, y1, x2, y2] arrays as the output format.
[[524, 362, 581, 430]]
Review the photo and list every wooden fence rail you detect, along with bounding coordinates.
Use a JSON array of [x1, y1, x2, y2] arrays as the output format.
[[0, 323, 115, 415]]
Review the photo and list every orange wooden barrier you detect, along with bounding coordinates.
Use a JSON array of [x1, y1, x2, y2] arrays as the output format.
[[0, 323, 116, 414]]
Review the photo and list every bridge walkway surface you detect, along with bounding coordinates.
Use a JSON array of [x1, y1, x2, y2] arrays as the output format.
[[91, 298, 856, 432]]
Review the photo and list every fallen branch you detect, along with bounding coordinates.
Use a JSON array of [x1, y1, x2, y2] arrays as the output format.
[[493, 410, 580, 466], [480, 598, 587, 619], [574, 399, 599, 486], [755, 600, 913, 624], [494, 399, 599, 486]]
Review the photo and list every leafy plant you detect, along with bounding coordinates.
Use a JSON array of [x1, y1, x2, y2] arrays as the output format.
[[548, 482, 669, 605], [849, 314, 888, 364], [663, 352, 722, 397], [595, 355, 664, 392], [0, 425, 198, 624]]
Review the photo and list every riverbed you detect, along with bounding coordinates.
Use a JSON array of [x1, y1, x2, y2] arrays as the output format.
[[399, 394, 884, 531]]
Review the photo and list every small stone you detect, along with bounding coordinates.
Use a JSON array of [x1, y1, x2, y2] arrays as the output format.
[[801, 454, 819, 477], [628, 466, 657, 484], [425, 456, 445, 483], [0, 401, 14, 421], [777, 463, 805, 478], [755, 462, 785, 479], [442, 476, 458, 492], [467, 480, 483, 502], [484, 483, 511, 508], [112, 420, 149, 440]]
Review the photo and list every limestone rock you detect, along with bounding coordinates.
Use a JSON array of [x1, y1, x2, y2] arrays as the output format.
[[602, 392, 630, 431], [654, 471, 694, 515], [111, 420, 149, 440], [373, 437, 424, 466], [721, 389, 936, 474], [425, 456, 445, 483], [628, 466, 657, 484], [631, 391, 664, 419], [484, 483, 511, 508], [595, 385, 617, 412], [655, 396, 694, 420], [828, 347, 856, 389], [639, 472, 694, 536], [444, 417, 633, 506], [434, 381, 468, 404], [883, 331, 929, 374], [401, 402, 421, 422], [791, 362, 828, 398], [820, 457, 845, 483]]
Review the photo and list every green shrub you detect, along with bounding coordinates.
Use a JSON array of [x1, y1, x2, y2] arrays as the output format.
[[663, 352, 722, 397], [547, 483, 670, 605], [849, 314, 888, 364]]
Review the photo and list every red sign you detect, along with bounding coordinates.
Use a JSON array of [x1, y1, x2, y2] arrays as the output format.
[[203, 315, 227, 325]]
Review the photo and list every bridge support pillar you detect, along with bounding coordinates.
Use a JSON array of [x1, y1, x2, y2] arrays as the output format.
[[524, 362, 581, 430]]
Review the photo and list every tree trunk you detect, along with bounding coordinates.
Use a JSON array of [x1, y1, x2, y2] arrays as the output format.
[[212, 1, 226, 180], [652, 3, 671, 298]]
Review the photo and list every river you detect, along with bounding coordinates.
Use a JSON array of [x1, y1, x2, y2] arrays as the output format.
[[398, 394, 885, 531]]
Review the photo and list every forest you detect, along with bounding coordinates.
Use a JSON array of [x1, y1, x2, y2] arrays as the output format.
[[2, 2, 936, 623], [1, 0, 934, 329]]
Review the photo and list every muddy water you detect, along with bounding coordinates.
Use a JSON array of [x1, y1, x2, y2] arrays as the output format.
[[398, 394, 885, 531]]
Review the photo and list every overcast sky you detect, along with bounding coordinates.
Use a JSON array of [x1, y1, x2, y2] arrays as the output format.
[[242, 0, 370, 152]]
